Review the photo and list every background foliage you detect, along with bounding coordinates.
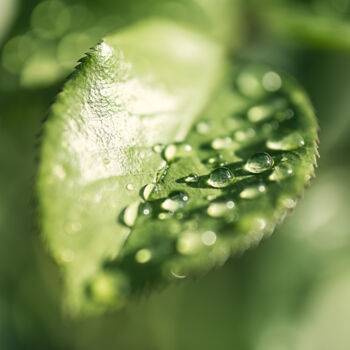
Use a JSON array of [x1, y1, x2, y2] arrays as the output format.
[[1, 0, 350, 349]]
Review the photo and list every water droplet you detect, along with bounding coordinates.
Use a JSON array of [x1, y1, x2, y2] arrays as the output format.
[[281, 197, 296, 209], [236, 71, 263, 98], [103, 157, 110, 165], [196, 121, 211, 134], [141, 183, 156, 201], [177, 232, 200, 255], [135, 249, 152, 263], [244, 153, 274, 174], [267, 132, 305, 151], [126, 183, 134, 191], [201, 231, 217, 246], [158, 212, 172, 220], [275, 108, 295, 122], [206, 194, 217, 201], [211, 137, 232, 150], [247, 98, 287, 123], [161, 191, 189, 212], [163, 143, 177, 162], [240, 183, 266, 199], [171, 270, 187, 279], [262, 71, 282, 92], [234, 128, 256, 143], [269, 163, 293, 181], [185, 173, 199, 183], [139, 202, 152, 216], [207, 167, 234, 188], [152, 143, 164, 153], [122, 201, 140, 227], [207, 201, 235, 218], [88, 272, 128, 307]]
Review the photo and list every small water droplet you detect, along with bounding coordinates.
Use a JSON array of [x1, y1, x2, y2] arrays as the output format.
[[262, 71, 282, 92], [206, 194, 217, 201], [196, 121, 211, 134], [269, 163, 293, 181], [177, 232, 200, 255], [234, 128, 256, 142], [158, 212, 172, 220], [163, 143, 177, 162], [201, 231, 217, 246], [141, 183, 156, 201], [247, 98, 287, 123], [244, 153, 274, 174], [139, 202, 152, 216], [236, 71, 263, 98], [211, 137, 232, 150], [161, 191, 189, 212], [207, 200, 235, 218], [135, 249, 152, 263], [207, 167, 234, 188], [267, 132, 305, 151], [126, 183, 134, 191], [240, 183, 266, 199], [275, 108, 295, 122], [103, 157, 110, 165], [122, 201, 140, 227], [281, 197, 296, 209], [152, 143, 164, 153], [184, 173, 199, 183]]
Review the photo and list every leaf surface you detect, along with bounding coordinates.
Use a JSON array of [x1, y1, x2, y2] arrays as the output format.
[[38, 21, 318, 315]]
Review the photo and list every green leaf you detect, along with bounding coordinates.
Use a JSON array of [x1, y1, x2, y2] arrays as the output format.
[[253, 0, 350, 50], [38, 20, 318, 315]]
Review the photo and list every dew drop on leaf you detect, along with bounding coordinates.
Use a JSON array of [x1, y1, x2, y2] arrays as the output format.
[[122, 201, 140, 227], [267, 132, 305, 151], [184, 173, 199, 183], [269, 163, 293, 181], [262, 71, 282, 92], [161, 191, 189, 212], [201, 230, 217, 246], [240, 183, 266, 199], [207, 167, 234, 188], [135, 249, 152, 263], [163, 143, 177, 162], [244, 152, 274, 174], [141, 183, 156, 201]]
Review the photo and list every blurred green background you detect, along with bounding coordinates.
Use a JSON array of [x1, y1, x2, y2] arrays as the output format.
[[1, 0, 350, 349]]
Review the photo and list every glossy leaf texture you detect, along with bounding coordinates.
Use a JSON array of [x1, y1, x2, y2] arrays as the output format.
[[38, 20, 318, 315]]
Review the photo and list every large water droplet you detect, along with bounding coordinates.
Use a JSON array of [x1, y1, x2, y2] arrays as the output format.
[[161, 191, 189, 212], [141, 183, 156, 201], [244, 153, 274, 174], [267, 132, 305, 151], [122, 201, 140, 227], [135, 249, 152, 263], [240, 183, 266, 199], [185, 173, 199, 183], [163, 143, 177, 162], [207, 167, 234, 188]]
